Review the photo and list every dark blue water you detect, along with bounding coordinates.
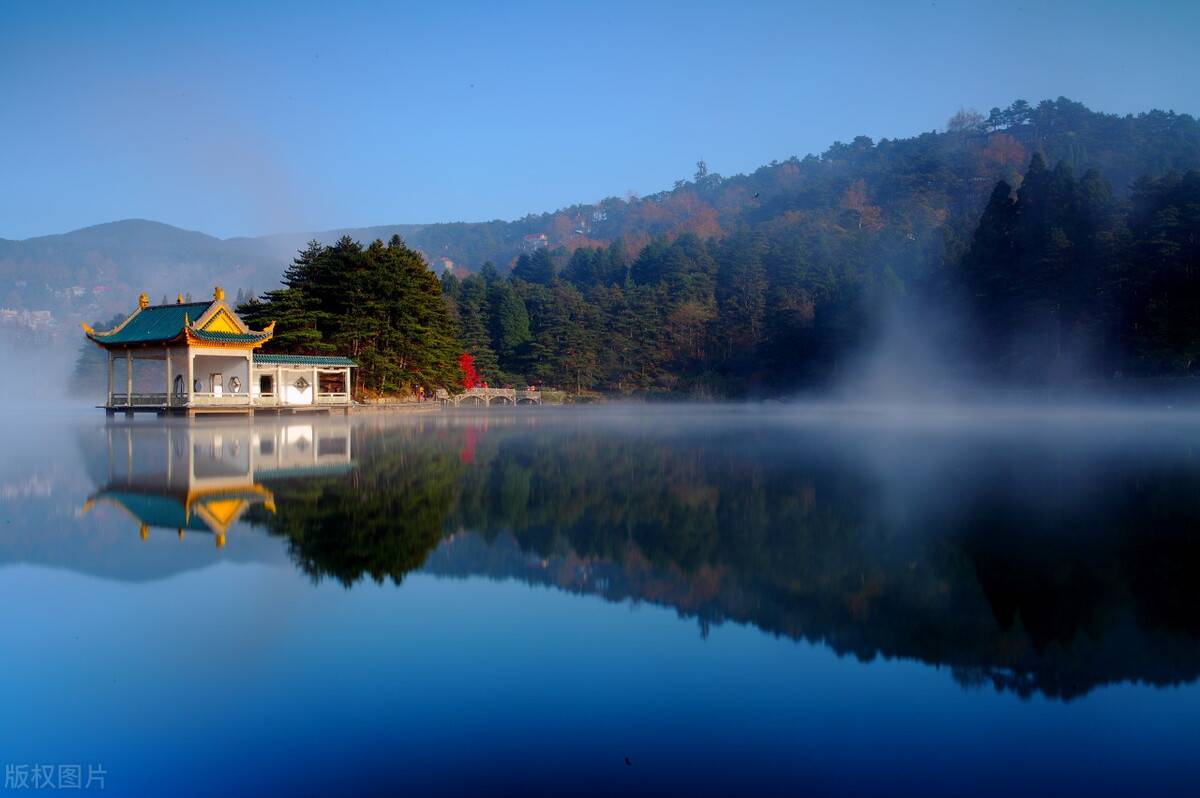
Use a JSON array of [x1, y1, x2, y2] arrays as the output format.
[[1, 406, 1198, 796]]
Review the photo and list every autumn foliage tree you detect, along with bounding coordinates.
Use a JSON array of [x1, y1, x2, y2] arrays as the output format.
[[458, 353, 481, 389]]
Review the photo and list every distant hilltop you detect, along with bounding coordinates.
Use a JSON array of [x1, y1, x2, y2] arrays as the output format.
[[1, 97, 1197, 329]]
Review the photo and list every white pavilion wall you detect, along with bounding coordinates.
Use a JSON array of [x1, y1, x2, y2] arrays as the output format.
[[192, 353, 250, 395]]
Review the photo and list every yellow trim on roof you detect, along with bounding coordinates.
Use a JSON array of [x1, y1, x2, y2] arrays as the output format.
[[184, 327, 272, 349], [202, 308, 243, 333]]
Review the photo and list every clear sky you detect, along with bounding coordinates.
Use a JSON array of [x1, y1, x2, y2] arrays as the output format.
[[1, 0, 1196, 240]]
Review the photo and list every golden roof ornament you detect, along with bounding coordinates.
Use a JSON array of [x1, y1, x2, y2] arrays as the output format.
[[81, 322, 94, 334], [138, 292, 150, 309], [214, 286, 225, 301], [177, 294, 184, 304]]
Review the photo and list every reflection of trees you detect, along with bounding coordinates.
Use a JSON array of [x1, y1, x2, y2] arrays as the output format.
[[246, 426, 460, 586], [251, 420, 1200, 698], [447, 426, 1200, 700]]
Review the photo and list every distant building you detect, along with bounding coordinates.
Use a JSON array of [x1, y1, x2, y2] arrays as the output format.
[[591, 209, 607, 223], [521, 233, 548, 253], [0, 308, 55, 331]]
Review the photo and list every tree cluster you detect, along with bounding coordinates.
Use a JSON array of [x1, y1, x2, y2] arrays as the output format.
[[238, 235, 460, 394], [957, 157, 1200, 380]]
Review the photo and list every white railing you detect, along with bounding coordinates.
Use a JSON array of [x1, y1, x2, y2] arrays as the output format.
[[110, 391, 350, 409], [316, 392, 351, 405], [448, 387, 543, 406], [191, 392, 252, 406]]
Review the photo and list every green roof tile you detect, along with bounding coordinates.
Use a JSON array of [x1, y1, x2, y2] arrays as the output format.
[[90, 302, 213, 344], [98, 491, 212, 532], [253, 354, 357, 366], [189, 329, 272, 344]]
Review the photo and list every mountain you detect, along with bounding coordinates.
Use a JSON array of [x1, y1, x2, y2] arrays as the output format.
[[3, 97, 1198, 340], [0, 218, 531, 333]]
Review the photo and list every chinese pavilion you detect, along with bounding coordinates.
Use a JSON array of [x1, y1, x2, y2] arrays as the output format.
[[84, 287, 355, 415]]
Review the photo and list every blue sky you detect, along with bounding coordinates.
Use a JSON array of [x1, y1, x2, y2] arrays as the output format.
[[1, 0, 1197, 240]]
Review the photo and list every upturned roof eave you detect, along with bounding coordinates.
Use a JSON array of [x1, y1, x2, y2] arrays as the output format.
[[86, 330, 191, 348]]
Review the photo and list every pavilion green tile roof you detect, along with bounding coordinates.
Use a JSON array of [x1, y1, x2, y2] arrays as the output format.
[[89, 302, 213, 344], [189, 329, 273, 344], [253, 354, 357, 367], [98, 491, 213, 532], [97, 487, 272, 533]]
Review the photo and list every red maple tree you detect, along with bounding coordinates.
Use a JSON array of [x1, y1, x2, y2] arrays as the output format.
[[458, 353, 481, 389]]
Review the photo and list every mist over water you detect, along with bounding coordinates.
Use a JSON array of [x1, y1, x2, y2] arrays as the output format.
[[1, 403, 1198, 795]]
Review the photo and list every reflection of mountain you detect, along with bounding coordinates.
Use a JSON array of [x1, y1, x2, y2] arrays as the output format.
[[248, 416, 1200, 700]]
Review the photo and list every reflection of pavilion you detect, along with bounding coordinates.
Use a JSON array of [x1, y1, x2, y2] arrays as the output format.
[[85, 422, 354, 547]]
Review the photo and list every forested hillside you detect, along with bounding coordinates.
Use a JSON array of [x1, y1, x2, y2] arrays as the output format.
[[15, 97, 1199, 329], [430, 99, 1200, 394], [68, 98, 1200, 396]]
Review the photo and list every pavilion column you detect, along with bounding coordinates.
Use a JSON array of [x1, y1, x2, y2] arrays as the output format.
[[312, 367, 318, 405], [165, 347, 172, 407], [187, 350, 194, 407], [126, 351, 134, 405], [106, 350, 114, 406], [276, 366, 282, 406], [247, 352, 253, 406]]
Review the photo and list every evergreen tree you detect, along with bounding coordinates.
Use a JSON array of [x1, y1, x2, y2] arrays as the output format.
[[526, 283, 602, 391], [487, 279, 532, 378], [240, 236, 460, 395], [714, 234, 768, 364], [456, 275, 500, 380], [511, 249, 556, 285]]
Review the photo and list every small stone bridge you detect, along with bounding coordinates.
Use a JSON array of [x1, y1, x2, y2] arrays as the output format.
[[442, 387, 542, 407]]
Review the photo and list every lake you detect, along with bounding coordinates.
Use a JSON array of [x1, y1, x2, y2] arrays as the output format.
[[1, 404, 1197, 796]]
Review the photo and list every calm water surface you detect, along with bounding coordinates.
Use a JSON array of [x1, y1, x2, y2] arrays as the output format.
[[1, 405, 1198, 796]]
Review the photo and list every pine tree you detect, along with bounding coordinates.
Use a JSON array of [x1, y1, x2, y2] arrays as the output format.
[[239, 235, 460, 395], [456, 275, 500, 380], [715, 234, 767, 364], [488, 279, 532, 378], [512, 249, 556, 285]]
